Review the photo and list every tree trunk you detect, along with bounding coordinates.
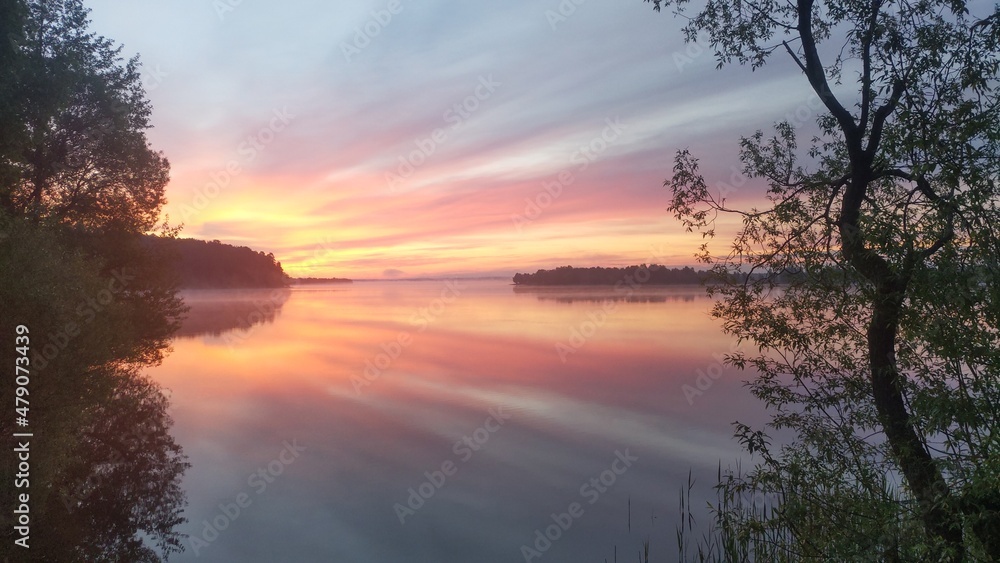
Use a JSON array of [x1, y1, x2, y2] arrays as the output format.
[[838, 172, 964, 556], [868, 281, 965, 560]]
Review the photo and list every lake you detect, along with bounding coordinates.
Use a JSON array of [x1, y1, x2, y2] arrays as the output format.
[[151, 279, 768, 562]]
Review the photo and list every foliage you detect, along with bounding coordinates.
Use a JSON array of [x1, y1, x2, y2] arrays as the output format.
[[646, 0, 1000, 559], [151, 236, 290, 288], [0, 212, 188, 561], [0, 0, 169, 233], [0, 0, 26, 191], [513, 265, 708, 285], [0, 2, 189, 559]]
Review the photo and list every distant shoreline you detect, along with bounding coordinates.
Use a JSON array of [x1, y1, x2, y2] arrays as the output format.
[[290, 277, 353, 285], [346, 276, 510, 282], [512, 265, 708, 286]]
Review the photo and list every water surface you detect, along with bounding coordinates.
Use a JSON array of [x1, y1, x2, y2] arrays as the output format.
[[152, 280, 766, 562]]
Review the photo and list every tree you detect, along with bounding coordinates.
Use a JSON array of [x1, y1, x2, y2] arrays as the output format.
[[0, 0, 27, 190], [0, 211, 188, 561], [0, 4, 188, 558], [0, 0, 169, 233], [647, 0, 1000, 559]]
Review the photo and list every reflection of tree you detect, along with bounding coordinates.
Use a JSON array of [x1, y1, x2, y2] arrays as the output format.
[[174, 289, 290, 339], [41, 366, 188, 561], [512, 286, 706, 303], [513, 265, 707, 285]]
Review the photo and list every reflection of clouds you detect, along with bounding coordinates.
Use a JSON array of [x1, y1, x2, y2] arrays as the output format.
[[152, 281, 767, 563], [174, 289, 290, 339], [377, 375, 734, 465]]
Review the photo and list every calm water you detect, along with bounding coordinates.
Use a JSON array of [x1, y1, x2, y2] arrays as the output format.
[[152, 280, 767, 562]]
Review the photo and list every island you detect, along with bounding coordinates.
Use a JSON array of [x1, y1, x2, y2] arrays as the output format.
[[512, 265, 708, 285]]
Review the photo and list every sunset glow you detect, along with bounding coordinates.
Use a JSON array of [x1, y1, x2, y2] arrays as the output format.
[[83, 0, 816, 279]]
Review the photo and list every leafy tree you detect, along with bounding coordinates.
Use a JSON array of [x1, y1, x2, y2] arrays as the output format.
[[646, 0, 1000, 559], [0, 189, 186, 562], [152, 237, 291, 288], [0, 212, 188, 562], [0, 0, 168, 233], [0, 0, 26, 190], [0, 3, 187, 558]]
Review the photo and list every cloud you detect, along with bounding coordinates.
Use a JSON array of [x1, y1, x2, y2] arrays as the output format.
[[382, 268, 406, 278], [84, 0, 801, 278]]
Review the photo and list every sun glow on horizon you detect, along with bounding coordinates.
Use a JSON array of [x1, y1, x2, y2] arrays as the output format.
[[88, 0, 799, 280]]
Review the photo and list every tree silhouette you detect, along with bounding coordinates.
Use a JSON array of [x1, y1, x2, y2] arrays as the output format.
[[0, 2, 189, 559], [152, 237, 290, 288], [512, 265, 708, 285], [648, 0, 1000, 558], [0, 0, 169, 233]]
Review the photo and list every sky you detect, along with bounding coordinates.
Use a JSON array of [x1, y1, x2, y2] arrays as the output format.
[[83, 0, 823, 279]]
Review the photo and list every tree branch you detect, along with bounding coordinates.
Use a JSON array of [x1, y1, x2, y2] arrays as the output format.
[[797, 0, 860, 149], [859, 0, 883, 131], [783, 40, 808, 74], [866, 78, 906, 161]]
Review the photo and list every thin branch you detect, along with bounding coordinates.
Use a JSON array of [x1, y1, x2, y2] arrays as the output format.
[[783, 40, 808, 73], [797, 0, 860, 145], [866, 78, 906, 162]]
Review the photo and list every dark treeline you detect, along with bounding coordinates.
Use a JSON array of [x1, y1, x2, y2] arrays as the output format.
[[149, 237, 289, 288], [513, 265, 707, 285]]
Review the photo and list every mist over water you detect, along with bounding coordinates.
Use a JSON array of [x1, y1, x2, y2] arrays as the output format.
[[153, 280, 767, 562]]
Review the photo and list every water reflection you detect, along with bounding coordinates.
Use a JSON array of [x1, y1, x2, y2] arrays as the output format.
[[33, 365, 189, 561], [153, 280, 765, 562], [513, 284, 711, 304], [174, 289, 290, 339]]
